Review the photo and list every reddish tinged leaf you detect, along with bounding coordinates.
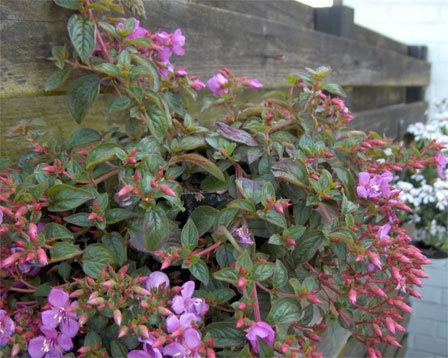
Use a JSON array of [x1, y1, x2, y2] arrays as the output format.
[[169, 153, 225, 181], [216, 122, 258, 147]]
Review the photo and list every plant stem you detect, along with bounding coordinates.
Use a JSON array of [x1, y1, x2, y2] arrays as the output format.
[[251, 282, 261, 322]]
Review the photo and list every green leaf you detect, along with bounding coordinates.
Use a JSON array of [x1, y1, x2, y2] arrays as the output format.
[[293, 230, 326, 264], [273, 260, 288, 289], [235, 178, 263, 204], [48, 184, 94, 212], [111, 341, 128, 357], [64, 128, 101, 150], [268, 298, 300, 324], [67, 14, 96, 63], [54, 0, 81, 10], [50, 242, 82, 262], [213, 268, 238, 284], [109, 96, 132, 113], [334, 166, 356, 200], [86, 143, 126, 170], [67, 75, 100, 123], [206, 322, 245, 348], [190, 259, 209, 285], [213, 288, 236, 304], [272, 159, 309, 186], [181, 219, 199, 249], [51, 45, 68, 69], [143, 206, 169, 251], [102, 232, 127, 266], [84, 331, 102, 347], [228, 199, 256, 213], [257, 209, 287, 228], [216, 244, 236, 268], [170, 153, 225, 181], [43, 223, 74, 241], [64, 213, 92, 227], [323, 83, 346, 97], [82, 243, 115, 278], [94, 63, 121, 77], [45, 68, 72, 92], [106, 208, 137, 224], [58, 261, 71, 281], [253, 262, 274, 281], [190, 205, 219, 236]]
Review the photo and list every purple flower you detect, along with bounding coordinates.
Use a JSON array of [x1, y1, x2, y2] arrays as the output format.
[[231, 226, 253, 246], [356, 172, 393, 199], [207, 73, 229, 97], [171, 281, 209, 316], [171, 29, 185, 56], [435, 152, 447, 180], [28, 327, 72, 358], [10, 247, 40, 276], [243, 79, 263, 90], [245, 321, 276, 353], [128, 335, 162, 358], [162, 329, 201, 357], [123, 19, 149, 41], [379, 223, 391, 241], [0, 310, 15, 347], [162, 342, 186, 357], [41, 288, 79, 338], [145, 271, 170, 291], [166, 313, 199, 333], [0, 208, 3, 225]]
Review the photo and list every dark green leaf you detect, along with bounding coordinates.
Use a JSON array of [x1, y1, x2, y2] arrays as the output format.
[[190, 259, 209, 285], [293, 230, 326, 264], [253, 262, 274, 281], [64, 213, 92, 227], [102, 232, 127, 266], [84, 331, 102, 347], [206, 322, 245, 348], [67, 15, 96, 63], [82, 243, 115, 278], [45, 68, 72, 92], [106, 208, 137, 224], [86, 143, 126, 170], [64, 128, 102, 150], [109, 96, 132, 113], [170, 154, 225, 182], [268, 298, 300, 324], [213, 288, 236, 304], [54, 0, 81, 10], [216, 122, 258, 147], [190, 205, 219, 236], [111, 341, 128, 357], [67, 75, 100, 123], [181, 219, 199, 249], [50, 242, 82, 262], [213, 268, 238, 284], [48, 184, 94, 212], [143, 206, 169, 251], [273, 260, 288, 289], [43, 223, 74, 241]]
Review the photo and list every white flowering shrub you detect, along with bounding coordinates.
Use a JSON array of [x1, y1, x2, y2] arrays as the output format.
[[397, 99, 448, 252]]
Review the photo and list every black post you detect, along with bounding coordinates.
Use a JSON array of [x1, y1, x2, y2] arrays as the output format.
[[406, 45, 428, 103]]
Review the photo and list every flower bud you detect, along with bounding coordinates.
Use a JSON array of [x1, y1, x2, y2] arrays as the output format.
[[118, 185, 134, 197], [70, 289, 83, 298], [382, 335, 401, 348], [37, 248, 48, 266], [133, 286, 151, 296], [393, 300, 412, 314], [237, 277, 246, 291], [113, 309, 122, 326], [101, 279, 116, 289], [79, 313, 88, 326], [348, 288, 357, 305], [160, 184, 176, 197], [304, 331, 321, 342], [206, 348, 216, 358], [372, 323, 382, 337], [118, 326, 129, 338], [28, 223, 38, 240], [139, 325, 150, 339], [306, 294, 323, 305], [385, 317, 396, 334]]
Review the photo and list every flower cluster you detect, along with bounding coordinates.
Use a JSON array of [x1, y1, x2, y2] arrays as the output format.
[[28, 289, 79, 357]]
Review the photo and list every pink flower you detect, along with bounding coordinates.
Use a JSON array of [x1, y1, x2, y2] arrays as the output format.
[[128, 335, 162, 358], [207, 73, 229, 97], [41, 288, 79, 337], [245, 321, 276, 353], [356, 172, 393, 199], [124, 19, 149, 41], [171, 281, 209, 316], [0, 310, 15, 347], [191, 79, 206, 91], [435, 152, 447, 179], [243, 79, 263, 90], [378, 223, 391, 241], [145, 271, 170, 291], [28, 327, 73, 358], [171, 29, 185, 56], [348, 288, 357, 305]]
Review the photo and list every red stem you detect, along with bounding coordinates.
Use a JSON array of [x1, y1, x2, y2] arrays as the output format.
[[252, 283, 261, 322]]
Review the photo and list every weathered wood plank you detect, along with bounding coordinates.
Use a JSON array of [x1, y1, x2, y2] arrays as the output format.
[[0, 0, 430, 99], [190, 0, 314, 29], [353, 25, 408, 55], [351, 87, 406, 112], [351, 101, 427, 138]]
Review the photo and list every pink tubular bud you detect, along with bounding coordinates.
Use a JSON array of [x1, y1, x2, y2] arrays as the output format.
[[235, 318, 245, 329], [412, 270, 428, 279], [385, 317, 396, 334], [393, 300, 413, 314], [118, 185, 134, 197], [370, 285, 387, 298], [79, 313, 88, 326], [367, 347, 381, 358], [11, 344, 20, 357], [159, 184, 176, 197], [306, 294, 323, 305], [113, 309, 122, 326], [42, 166, 56, 174], [383, 335, 401, 348], [118, 326, 129, 338], [37, 248, 48, 266], [28, 223, 38, 240], [70, 289, 83, 298], [237, 277, 246, 291], [161, 258, 171, 270], [88, 213, 98, 221], [158, 307, 173, 316], [133, 286, 151, 296], [348, 288, 357, 305], [206, 348, 217, 358], [304, 331, 321, 342], [1, 252, 21, 268], [274, 203, 284, 214], [101, 279, 116, 289], [408, 289, 422, 299], [372, 323, 382, 337], [367, 251, 382, 270], [138, 325, 149, 339]]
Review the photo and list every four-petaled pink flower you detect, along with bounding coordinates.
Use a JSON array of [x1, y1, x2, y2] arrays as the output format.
[[207, 73, 229, 97], [245, 321, 276, 353], [0, 310, 15, 347], [356, 172, 393, 199], [171, 281, 209, 316], [28, 327, 73, 358], [41, 288, 79, 338], [122, 19, 149, 41], [379, 223, 391, 241], [128, 335, 162, 358], [435, 152, 447, 180], [145, 271, 170, 291]]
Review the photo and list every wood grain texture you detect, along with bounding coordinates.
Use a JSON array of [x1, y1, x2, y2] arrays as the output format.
[[352, 101, 427, 138], [353, 25, 408, 55], [190, 0, 314, 29], [0, 0, 430, 99]]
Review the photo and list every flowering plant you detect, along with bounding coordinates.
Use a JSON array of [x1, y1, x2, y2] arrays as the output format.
[[397, 99, 448, 252], [0, 1, 445, 357]]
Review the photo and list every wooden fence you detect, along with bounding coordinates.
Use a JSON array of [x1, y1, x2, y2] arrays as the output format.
[[1, 0, 430, 158]]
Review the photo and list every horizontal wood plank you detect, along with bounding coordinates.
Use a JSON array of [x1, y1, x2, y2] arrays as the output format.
[[353, 25, 408, 54], [351, 101, 427, 138], [190, 0, 314, 29], [351, 86, 407, 111], [0, 0, 430, 99]]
